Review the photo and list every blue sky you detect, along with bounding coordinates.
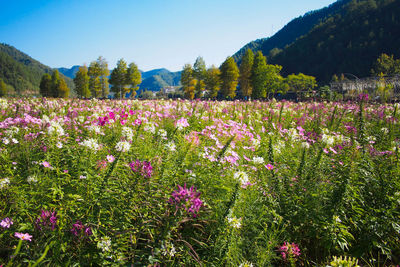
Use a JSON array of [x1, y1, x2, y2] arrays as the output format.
[[1, 0, 336, 71]]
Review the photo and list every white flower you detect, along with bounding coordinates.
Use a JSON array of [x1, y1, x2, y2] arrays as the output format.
[[381, 128, 389, 134], [2, 138, 10, 145], [27, 175, 38, 184], [252, 138, 260, 149], [234, 171, 249, 186], [157, 128, 167, 138], [239, 261, 254, 267], [115, 141, 131, 152], [322, 134, 335, 146], [0, 178, 10, 189], [143, 122, 156, 134], [252, 156, 264, 165], [165, 141, 176, 152], [301, 142, 310, 149], [227, 216, 242, 229], [48, 121, 65, 136], [78, 116, 85, 123], [97, 236, 112, 252], [88, 125, 102, 134], [80, 138, 100, 151], [121, 127, 134, 141], [11, 138, 18, 144], [56, 142, 63, 149]]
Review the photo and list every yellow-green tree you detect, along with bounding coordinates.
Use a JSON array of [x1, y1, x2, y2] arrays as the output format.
[[181, 64, 196, 100], [251, 51, 268, 99], [0, 78, 7, 97], [74, 65, 90, 98], [220, 57, 239, 99], [88, 61, 102, 98], [39, 73, 52, 97], [126, 62, 141, 98], [205, 65, 221, 99], [239, 49, 254, 99]]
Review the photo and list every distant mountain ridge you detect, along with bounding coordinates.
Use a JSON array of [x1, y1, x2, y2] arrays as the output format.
[[58, 66, 182, 93], [233, 0, 352, 63], [234, 0, 400, 84], [0, 43, 74, 95]]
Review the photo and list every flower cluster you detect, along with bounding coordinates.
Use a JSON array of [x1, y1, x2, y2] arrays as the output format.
[[1, 217, 13, 228], [279, 242, 301, 261], [129, 160, 153, 178], [169, 184, 203, 217], [35, 210, 57, 231], [70, 220, 92, 238]]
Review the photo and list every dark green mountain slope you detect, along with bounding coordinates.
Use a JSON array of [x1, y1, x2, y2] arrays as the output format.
[[0, 43, 74, 94], [233, 0, 352, 63], [269, 0, 400, 84]]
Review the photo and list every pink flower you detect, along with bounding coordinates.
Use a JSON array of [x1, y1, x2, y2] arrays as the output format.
[[265, 163, 274, 170], [15, 232, 32, 241], [1, 217, 13, 228], [106, 155, 115, 163], [41, 161, 52, 168]]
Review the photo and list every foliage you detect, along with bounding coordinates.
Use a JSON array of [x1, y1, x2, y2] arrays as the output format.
[[220, 57, 239, 99], [371, 53, 400, 76], [239, 49, 254, 99], [126, 62, 141, 98], [73, 66, 90, 99], [205, 65, 221, 99], [0, 78, 7, 97], [109, 59, 128, 99], [251, 51, 268, 99]]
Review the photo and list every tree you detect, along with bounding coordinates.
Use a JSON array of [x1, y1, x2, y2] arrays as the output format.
[[97, 56, 110, 98], [88, 61, 102, 98], [371, 53, 400, 76], [193, 57, 207, 98], [74, 65, 90, 98], [220, 57, 239, 99], [181, 64, 195, 100], [126, 62, 141, 98], [205, 65, 221, 99], [39, 73, 52, 97], [110, 59, 128, 99], [286, 73, 317, 92], [265, 64, 285, 97], [57, 76, 70, 98], [51, 70, 61, 98], [0, 78, 7, 97], [251, 51, 268, 99], [239, 49, 254, 99]]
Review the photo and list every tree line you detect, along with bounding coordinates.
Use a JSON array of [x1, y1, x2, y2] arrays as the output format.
[[181, 49, 317, 100], [39, 56, 141, 99]]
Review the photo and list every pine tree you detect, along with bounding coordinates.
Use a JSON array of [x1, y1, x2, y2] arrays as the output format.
[[220, 57, 239, 99], [251, 51, 268, 99], [74, 65, 90, 98], [110, 59, 128, 99], [39, 73, 52, 97], [0, 78, 7, 97], [239, 49, 254, 99], [126, 62, 141, 98], [205, 65, 221, 99]]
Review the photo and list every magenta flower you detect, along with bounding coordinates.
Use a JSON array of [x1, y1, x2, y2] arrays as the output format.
[[169, 184, 203, 217], [70, 220, 92, 237], [0, 217, 13, 228], [279, 242, 301, 260], [15, 232, 32, 241], [35, 210, 57, 231], [129, 160, 153, 178]]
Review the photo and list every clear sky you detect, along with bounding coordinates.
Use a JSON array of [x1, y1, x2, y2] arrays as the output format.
[[1, 0, 336, 72]]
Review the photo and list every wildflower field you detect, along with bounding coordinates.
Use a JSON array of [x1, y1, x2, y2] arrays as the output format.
[[0, 97, 399, 266]]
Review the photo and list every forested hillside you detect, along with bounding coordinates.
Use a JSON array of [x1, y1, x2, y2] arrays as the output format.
[[233, 0, 351, 63], [0, 43, 74, 95], [270, 0, 400, 84]]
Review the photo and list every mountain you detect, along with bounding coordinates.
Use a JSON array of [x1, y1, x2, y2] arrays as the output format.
[[0, 43, 74, 95], [58, 66, 181, 93], [139, 68, 181, 93], [233, 0, 352, 63], [269, 0, 400, 84], [234, 0, 400, 84], [57, 65, 80, 79]]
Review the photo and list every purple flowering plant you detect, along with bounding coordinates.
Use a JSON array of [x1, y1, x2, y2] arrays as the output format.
[[169, 184, 203, 217]]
